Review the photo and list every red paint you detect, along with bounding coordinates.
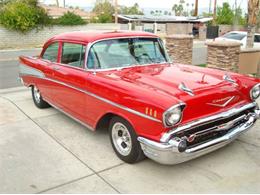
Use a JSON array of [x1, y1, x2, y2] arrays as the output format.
[[19, 31, 260, 142]]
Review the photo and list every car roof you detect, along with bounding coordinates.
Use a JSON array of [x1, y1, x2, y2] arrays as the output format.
[[226, 31, 260, 35], [46, 30, 158, 44]]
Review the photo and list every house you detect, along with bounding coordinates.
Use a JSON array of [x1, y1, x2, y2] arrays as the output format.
[[41, 4, 95, 21], [116, 14, 213, 39]]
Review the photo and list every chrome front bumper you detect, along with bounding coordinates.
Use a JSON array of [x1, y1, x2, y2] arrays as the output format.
[[138, 104, 260, 165]]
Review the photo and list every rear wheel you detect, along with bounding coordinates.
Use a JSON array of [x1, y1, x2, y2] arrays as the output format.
[[31, 85, 50, 109], [109, 116, 145, 163]]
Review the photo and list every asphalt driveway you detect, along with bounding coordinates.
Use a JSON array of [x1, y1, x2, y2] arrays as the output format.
[[0, 87, 260, 193]]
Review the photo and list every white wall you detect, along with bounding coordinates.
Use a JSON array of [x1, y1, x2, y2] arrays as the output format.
[[0, 23, 127, 49]]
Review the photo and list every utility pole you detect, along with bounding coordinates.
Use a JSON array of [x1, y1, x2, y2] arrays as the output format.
[[209, 0, 212, 14], [212, 0, 217, 25], [246, 0, 260, 48], [55, 0, 59, 7], [63, 0, 65, 8], [114, 0, 118, 24], [194, 0, 198, 16]]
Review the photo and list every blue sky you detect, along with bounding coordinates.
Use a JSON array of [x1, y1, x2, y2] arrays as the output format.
[[42, 0, 247, 11]]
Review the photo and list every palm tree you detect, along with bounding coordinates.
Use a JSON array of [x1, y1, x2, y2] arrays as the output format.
[[194, 0, 198, 16], [246, 0, 260, 48]]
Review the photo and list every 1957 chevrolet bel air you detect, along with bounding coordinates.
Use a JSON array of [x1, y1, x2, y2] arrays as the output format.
[[19, 31, 260, 164]]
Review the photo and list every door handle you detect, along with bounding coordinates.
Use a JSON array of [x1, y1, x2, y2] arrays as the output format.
[[52, 66, 60, 70]]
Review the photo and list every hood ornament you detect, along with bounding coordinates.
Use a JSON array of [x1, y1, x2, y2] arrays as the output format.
[[207, 96, 235, 107], [179, 82, 194, 96], [223, 73, 237, 85]]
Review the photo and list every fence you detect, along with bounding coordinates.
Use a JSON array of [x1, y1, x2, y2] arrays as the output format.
[[0, 23, 128, 49]]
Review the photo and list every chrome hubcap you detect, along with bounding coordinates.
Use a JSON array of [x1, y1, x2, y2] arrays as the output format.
[[33, 86, 41, 103], [111, 122, 132, 156]]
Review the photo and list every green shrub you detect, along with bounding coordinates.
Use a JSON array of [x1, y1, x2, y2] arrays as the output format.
[[0, 0, 51, 33], [56, 11, 86, 25]]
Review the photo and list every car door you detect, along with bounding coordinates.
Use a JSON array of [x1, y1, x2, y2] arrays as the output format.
[[39, 42, 60, 100], [50, 42, 91, 124]]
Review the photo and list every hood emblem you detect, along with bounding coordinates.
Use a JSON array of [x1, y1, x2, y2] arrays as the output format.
[[179, 82, 194, 96], [207, 96, 235, 107]]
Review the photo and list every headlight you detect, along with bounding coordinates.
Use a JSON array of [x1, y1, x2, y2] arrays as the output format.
[[163, 103, 185, 127], [250, 84, 260, 100]]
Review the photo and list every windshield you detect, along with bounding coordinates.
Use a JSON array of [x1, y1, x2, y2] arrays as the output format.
[[223, 32, 246, 40], [87, 38, 169, 69]]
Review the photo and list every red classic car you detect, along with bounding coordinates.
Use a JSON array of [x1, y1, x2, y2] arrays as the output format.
[[19, 31, 260, 164]]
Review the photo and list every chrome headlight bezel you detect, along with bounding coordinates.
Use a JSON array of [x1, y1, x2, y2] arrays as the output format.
[[163, 103, 186, 127], [250, 83, 260, 101]]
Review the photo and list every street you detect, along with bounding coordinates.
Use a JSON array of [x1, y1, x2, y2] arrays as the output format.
[[0, 44, 207, 89], [0, 48, 41, 89]]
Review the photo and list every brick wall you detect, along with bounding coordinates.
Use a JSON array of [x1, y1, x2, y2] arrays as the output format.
[[0, 23, 126, 49]]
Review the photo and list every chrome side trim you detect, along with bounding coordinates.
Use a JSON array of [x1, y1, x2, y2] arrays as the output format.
[[45, 99, 95, 131], [44, 77, 161, 123], [19, 64, 45, 78], [160, 102, 257, 142]]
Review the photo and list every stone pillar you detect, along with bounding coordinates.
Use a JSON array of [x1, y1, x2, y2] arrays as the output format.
[[206, 41, 241, 72], [165, 35, 193, 64], [199, 23, 207, 41]]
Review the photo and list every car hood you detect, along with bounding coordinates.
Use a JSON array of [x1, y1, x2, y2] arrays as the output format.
[[102, 63, 250, 123]]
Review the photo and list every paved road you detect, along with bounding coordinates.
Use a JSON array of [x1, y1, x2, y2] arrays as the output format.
[[0, 49, 41, 89], [0, 45, 207, 89]]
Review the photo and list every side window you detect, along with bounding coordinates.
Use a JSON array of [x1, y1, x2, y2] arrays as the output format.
[[42, 42, 59, 62], [61, 43, 85, 68], [254, 35, 260, 43]]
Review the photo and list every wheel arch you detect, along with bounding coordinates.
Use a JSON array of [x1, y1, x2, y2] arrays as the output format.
[[95, 112, 135, 131]]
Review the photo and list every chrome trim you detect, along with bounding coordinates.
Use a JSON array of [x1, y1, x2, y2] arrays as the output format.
[[160, 102, 257, 142], [20, 70, 161, 123], [162, 103, 186, 128], [45, 99, 95, 131], [84, 36, 169, 72], [19, 64, 45, 78], [138, 109, 259, 165], [178, 82, 194, 96], [223, 73, 237, 85], [250, 83, 260, 101], [206, 96, 235, 107], [44, 77, 161, 123]]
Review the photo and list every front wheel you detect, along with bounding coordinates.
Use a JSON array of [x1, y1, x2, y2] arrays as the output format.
[[31, 85, 50, 109], [109, 116, 145, 164]]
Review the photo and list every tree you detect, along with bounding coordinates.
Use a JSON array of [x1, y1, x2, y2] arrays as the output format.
[[246, 0, 260, 48], [120, 3, 144, 15], [172, 4, 184, 16], [92, 0, 114, 23], [216, 2, 234, 24], [0, 0, 51, 32]]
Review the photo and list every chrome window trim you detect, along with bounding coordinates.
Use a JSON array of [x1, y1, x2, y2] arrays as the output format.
[[160, 101, 257, 142], [59, 42, 87, 70], [84, 36, 170, 72]]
